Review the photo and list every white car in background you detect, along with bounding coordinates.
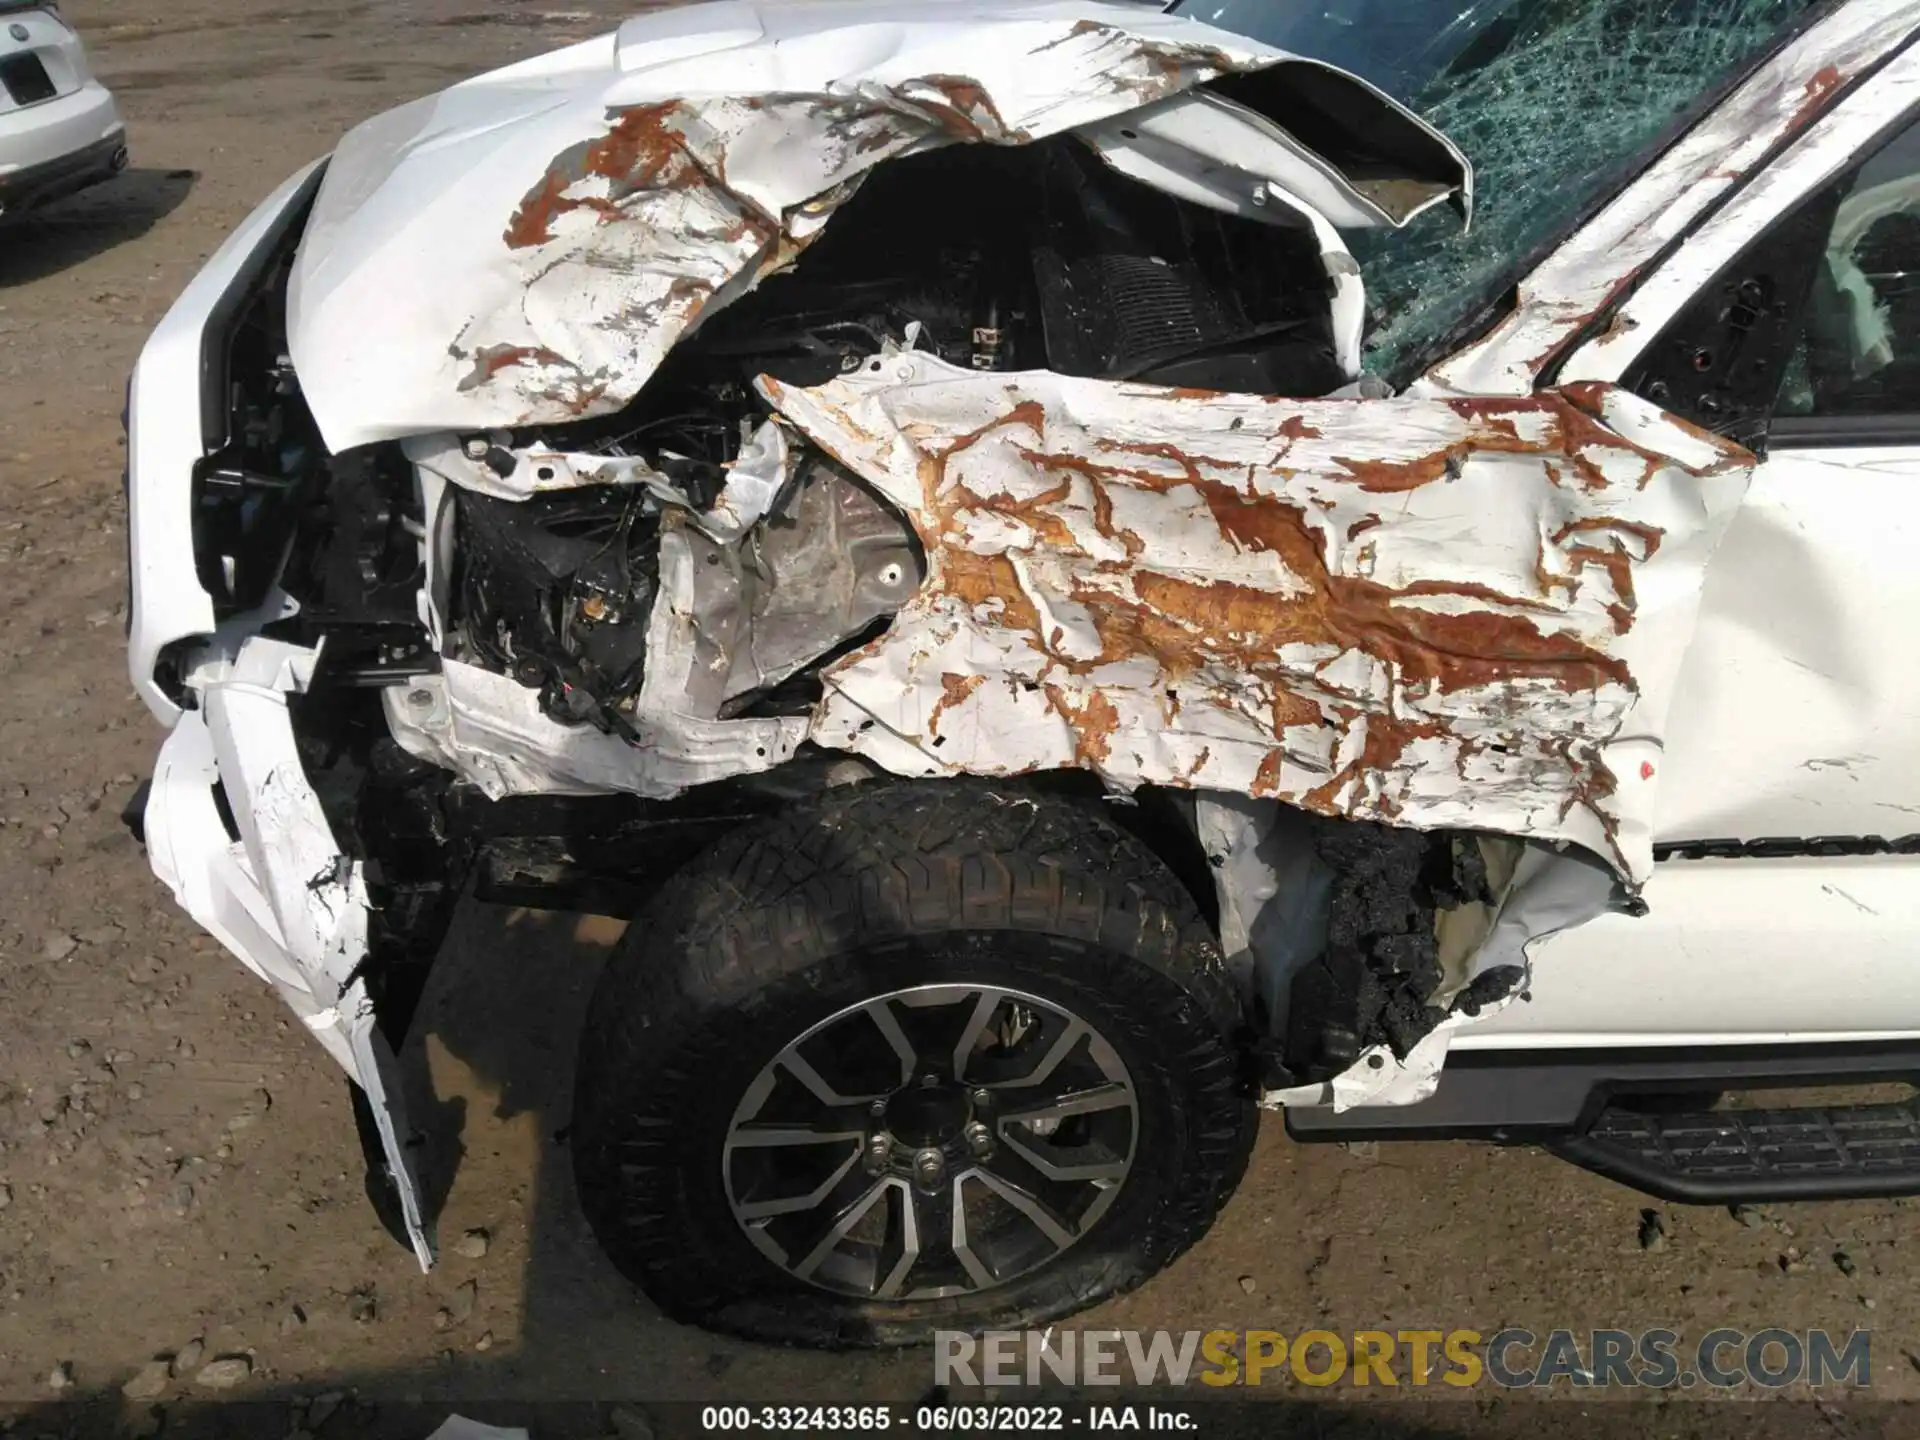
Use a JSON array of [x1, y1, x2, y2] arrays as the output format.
[[0, 0, 125, 218]]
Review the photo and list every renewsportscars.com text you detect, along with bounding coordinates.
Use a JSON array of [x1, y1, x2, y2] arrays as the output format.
[[935, 1327, 1872, 1389]]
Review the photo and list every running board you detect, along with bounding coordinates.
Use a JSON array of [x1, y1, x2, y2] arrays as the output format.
[[1552, 1100, 1920, 1203], [1285, 1041, 1920, 1203]]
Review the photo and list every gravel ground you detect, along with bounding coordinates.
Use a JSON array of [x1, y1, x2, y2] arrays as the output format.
[[0, 3, 1915, 1436]]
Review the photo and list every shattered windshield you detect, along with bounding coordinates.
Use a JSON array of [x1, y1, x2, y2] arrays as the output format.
[[1175, 0, 1825, 383]]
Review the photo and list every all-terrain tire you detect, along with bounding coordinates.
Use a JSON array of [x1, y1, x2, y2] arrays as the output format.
[[570, 779, 1256, 1347]]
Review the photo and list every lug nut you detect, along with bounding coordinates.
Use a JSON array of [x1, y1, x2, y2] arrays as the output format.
[[869, 1099, 887, 1118], [971, 1088, 991, 1108], [964, 1121, 993, 1160], [914, 1148, 945, 1185], [864, 1134, 893, 1174]]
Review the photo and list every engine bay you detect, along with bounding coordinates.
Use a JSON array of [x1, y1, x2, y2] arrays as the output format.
[[402, 139, 1348, 738]]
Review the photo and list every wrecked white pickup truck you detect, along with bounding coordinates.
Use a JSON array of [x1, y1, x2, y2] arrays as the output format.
[[124, 0, 1920, 1344]]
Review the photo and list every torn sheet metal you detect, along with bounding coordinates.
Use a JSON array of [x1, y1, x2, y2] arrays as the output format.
[[407, 415, 794, 533], [1424, 1, 1920, 396], [1074, 84, 1465, 230], [763, 353, 1754, 884], [147, 636, 434, 1267], [285, 0, 1467, 450], [388, 452, 915, 796], [1258, 836, 1622, 1112], [384, 655, 807, 801]]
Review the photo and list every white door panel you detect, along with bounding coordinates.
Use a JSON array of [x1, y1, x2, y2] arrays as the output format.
[[1443, 36, 1920, 1052], [1453, 854, 1920, 1048], [1545, 52, 1920, 839], [1655, 446, 1920, 839]]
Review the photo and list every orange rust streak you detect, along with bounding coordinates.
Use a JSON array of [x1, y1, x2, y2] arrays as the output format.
[[504, 170, 569, 250], [1334, 395, 1599, 493], [1550, 517, 1664, 559], [937, 551, 1042, 635], [941, 400, 1049, 459], [503, 101, 709, 252], [1792, 64, 1845, 131], [465, 344, 567, 382], [1548, 518, 1666, 633], [947, 474, 1078, 550], [1299, 714, 1451, 817], [1041, 685, 1121, 768], [920, 401, 1639, 700], [847, 393, 1675, 822], [901, 74, 1022, 144], [1102, 437, 1251, 486], [928, 672, 986, 737], [1251, 749, 1286, 797]]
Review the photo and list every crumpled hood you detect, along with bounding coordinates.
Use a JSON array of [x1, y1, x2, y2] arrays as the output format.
[[285, 0, 1469, 451]]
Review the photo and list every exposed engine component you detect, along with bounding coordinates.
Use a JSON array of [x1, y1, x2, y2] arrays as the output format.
[[702, 452, 925, 718], [433, 136, 1343, 728], [445, 447, 922, 735], [545, 136, 1344, 452], [1031, 140, 1346, 395], [455, 488, 662, 732]]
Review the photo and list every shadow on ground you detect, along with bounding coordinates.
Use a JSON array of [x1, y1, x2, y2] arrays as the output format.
[[0, 168, 196, 287], [0, 906, 1909, 1437]]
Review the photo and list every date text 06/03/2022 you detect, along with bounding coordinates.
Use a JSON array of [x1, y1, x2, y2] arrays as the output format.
[[699, 1404, 1195, 1431]]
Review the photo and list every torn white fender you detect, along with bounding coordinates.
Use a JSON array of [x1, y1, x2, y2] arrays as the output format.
[[146, 636, 434, 1266], [763, 353, 1755, 885], [285, 0, 1466, 450]]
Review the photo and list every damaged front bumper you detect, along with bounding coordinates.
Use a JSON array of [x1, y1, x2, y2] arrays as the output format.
[[146, 645, 432, 1266], [127, 164, 436, 1267]]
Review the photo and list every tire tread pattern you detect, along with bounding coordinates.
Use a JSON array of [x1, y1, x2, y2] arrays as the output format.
[[571, 780, 1254, 1347]]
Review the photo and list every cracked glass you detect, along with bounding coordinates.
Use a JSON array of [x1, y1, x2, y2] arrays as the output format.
[[1175, 0, 1825, 383]]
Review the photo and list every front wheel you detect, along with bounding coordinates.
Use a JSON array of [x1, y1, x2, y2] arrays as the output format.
[[570, 780, 1256, 1347]]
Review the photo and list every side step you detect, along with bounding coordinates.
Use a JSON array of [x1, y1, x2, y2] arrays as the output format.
[[1285, 1041, 1920, 1203], [1552, 1101, 1920, 1203]]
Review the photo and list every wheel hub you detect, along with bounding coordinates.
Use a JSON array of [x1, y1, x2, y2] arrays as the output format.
[[721, 983, 1140, 1302], [882, 1075, 972, 1149]]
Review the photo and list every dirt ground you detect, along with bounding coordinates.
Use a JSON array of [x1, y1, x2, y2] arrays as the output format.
[[0, 2, 1917, 1436]]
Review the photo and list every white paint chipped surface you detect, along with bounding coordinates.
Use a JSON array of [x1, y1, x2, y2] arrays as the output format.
[[764, 354, 1754, 883]]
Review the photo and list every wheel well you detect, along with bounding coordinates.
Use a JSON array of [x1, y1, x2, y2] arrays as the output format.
[[464, 766, 1226, 936]]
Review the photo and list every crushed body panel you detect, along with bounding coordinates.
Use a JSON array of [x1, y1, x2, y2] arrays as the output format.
[[147, 636, 434, 1266], [762, 353, 1754, 885], [134, 0, 1873, 1261], [284, 0, 1466, 451]]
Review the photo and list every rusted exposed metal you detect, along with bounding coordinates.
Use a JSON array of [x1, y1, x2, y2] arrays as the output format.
[[443, 21, 1317, 430], [285, 1, 1467, 450], [765, 355, 1754, 883]]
